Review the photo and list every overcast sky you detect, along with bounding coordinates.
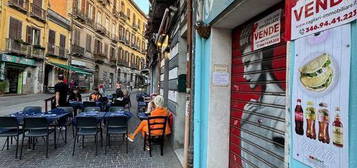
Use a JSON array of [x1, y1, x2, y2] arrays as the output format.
[[133, 0, 150, 15]]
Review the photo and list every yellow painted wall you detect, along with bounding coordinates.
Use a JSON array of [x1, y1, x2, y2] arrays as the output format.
[[0, 0, 48, 51], [47, 21, 70, 52]]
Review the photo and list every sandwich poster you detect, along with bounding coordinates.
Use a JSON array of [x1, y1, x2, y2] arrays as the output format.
[[291, 24, 350, 168]]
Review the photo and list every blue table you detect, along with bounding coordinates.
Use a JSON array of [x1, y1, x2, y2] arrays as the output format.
[[137, 112, 149, 120], [10, 111, 70, 124]]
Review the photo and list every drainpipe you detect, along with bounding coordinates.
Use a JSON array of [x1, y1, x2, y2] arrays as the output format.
[[184, 0, 193, 167]]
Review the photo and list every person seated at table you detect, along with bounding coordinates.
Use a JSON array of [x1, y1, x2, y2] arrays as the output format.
[[89, 88, 102, 102], [127, 95, 171, 142], [145, 94, 158, 114], [68, 87, 82, 102], [113, 89, 130, 107]]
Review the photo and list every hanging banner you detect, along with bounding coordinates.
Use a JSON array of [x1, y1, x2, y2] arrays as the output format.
[[290, 0, 357, 40], [291, 24, 350, 168], [253, 9, 281, 50]]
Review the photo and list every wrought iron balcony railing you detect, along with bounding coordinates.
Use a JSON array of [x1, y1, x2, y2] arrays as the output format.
[[5, 38, 30, 56], [30, 3, 46, 22], [95, 23, 106, 35], [8, 0, 29, 13], [30, 45, 45, 59], [47, 44, 68, 59], [71, 44, 85, 57]]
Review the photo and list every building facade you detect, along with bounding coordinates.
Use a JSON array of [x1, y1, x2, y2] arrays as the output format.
[[70, 0, 147, 91], [0, 0, 48, 94], [44, 0, 72, 93]]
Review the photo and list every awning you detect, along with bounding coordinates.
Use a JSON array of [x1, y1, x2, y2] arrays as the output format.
[[49, 62, 92, 75]]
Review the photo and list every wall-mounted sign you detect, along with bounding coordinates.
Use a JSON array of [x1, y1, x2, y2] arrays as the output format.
[[253, 9, 281, 50], [0, 54, 36, 66], [292, 24, 350, 168], [290, 0, 357, 40], [212, 64, 229, 87]]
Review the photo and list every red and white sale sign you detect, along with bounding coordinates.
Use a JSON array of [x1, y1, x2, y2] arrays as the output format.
[[291, 0, 357, 40], [253, 9, 281, 50]]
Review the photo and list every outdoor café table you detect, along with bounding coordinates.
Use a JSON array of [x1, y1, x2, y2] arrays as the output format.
[[9, 110, 70, 148], [104, 111, 133, 119], [137, 112, 149, 121]]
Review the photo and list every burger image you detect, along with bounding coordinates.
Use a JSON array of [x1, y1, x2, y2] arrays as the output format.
[[299, 53, 333, 92]]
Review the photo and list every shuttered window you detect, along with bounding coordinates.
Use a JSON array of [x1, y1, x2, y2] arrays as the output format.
[[59, 34, 66, 57], [9, 17, 22, 40], [86, 34, 92, 52]]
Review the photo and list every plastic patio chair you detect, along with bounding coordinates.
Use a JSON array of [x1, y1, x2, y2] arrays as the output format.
[[20, 117, 56, 159], [105, 116, 129, 154], [23, 106, 42, 114], [83, 107, 101, 112], [144, 116, 168, 157], [109, 106, 124, 112], [72, 117, 100, 156], [0, 117, 21, 158]]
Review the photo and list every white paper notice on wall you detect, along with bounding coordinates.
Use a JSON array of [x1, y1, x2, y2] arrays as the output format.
[[212, 64, 229, 87]]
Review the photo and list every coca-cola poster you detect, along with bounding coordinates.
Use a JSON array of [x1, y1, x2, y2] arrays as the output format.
[[291, 24, 350, 168]]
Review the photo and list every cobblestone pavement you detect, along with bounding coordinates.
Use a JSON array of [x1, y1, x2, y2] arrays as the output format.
[[0, 90, 182, 168]]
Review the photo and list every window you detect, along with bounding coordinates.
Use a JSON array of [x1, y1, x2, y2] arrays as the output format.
[[105, 17, 109, 31], [94, 39, 102, 54], [127, 8, 130, 20], [104, 44, 108, 56], [73, 28, 80, 46], [133, 14, 136, 25], [9, 17, 22, 40], [121, 2, 125, 12], [88, 3, 94, 19], [97, 11, 102, 24], [110, 47, 115, 59], [59, 34, 66, 56], [86, 34, 92, 52], [26, 26, 41, 45]]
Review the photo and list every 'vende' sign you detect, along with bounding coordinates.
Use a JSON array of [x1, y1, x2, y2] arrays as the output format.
[[291, 0, 357, 40], [253, 9, 281, 50]]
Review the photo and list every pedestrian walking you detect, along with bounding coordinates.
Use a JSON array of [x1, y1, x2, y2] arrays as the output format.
[[55, 74, 69, 107]]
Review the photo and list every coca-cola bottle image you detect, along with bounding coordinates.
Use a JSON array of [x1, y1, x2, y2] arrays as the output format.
[[318, 103, 330, 144], [333, 107, 343, 148], [295, 99, 304, 135], [305, 101, 316, 139]]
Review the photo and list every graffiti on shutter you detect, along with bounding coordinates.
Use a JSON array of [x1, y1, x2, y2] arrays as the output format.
[[230, 7, 287, 168]]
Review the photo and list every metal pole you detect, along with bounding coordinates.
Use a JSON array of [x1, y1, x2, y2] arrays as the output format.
[[184, 0, 193, 167]]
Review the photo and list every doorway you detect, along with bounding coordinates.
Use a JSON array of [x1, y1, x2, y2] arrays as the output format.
[[6, 68, 21, 94]]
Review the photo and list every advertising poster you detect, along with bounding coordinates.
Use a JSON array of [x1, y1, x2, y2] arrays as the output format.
[[292, 24, 350, 168], [253, 9, 281, 50], [290, 0, 357, 40]]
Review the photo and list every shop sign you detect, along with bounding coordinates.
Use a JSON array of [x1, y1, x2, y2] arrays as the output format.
[[71, 60, 86, 66], [292, 24, 350, 168], [212, 64, 229, 87], [1, 54, 35, 66], [253, 9, 282, 50], [291, 0, 357, 40]]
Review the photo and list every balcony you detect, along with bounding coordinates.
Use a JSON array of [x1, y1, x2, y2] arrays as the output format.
[[8, 0, 29, 13], [86, 17, 95, 28], [111, 35, 119, 43], [30, 3, 46, 22], [5, 38, 30, 56], [73, 8, 86, 23], [110, 55, 117, 62], [47, 44, 68, 59], [71, 44, 85, 57], [95, 23, 106, 35], [94, 50, 107, 61], [133, 24, 139, 31], [30, 45, 45, 59], [119, 12, 127, 20], [118, 36, 125, 43]]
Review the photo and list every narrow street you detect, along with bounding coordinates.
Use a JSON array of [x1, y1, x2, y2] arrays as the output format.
[[0, 91, 181, 168]]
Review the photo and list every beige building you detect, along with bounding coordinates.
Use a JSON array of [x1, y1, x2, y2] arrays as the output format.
[[70, 0, 147, 90]]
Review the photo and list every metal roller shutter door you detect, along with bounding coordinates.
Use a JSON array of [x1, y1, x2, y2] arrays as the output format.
[[229, 7, 287, 168]]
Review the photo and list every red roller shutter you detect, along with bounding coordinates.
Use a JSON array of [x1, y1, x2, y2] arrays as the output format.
[[230, 5, 287, 168]]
